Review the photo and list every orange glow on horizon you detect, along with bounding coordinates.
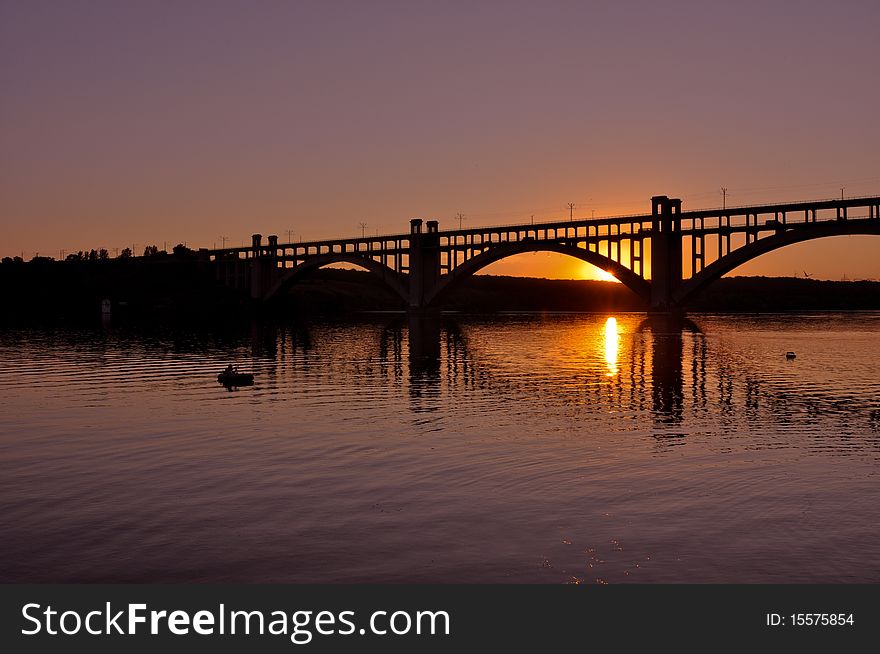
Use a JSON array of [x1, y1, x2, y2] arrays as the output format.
[[478, 253, 631, 281]]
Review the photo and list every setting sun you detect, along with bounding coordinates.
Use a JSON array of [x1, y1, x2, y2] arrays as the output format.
[[580, 262, 621, 283]]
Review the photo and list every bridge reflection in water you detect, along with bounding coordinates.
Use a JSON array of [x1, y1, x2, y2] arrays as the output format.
[[403, 313, 702, 432], [247, 313, 878, 444]]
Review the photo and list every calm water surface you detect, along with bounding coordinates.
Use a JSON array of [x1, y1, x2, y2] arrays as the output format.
[[1, 312, 879, 583]]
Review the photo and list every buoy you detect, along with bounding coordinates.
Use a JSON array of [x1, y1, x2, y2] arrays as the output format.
[[785, 351, 796, 360]]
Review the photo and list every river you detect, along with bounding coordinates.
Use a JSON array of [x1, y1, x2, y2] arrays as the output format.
[[1, 312, 878, 583]]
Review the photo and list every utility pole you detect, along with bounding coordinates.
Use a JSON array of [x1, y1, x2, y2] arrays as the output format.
[[530, 215, 534, 225], [286, 228, 294, 243], [567, 202, 575, 221], [721, 187, 728, 210], [840, 187, 845, 200], [219, 235, 229, 249], [456, 213, 465, 230], [359, 222, 367, 238]]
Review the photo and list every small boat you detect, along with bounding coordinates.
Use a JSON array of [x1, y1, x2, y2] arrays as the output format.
[[217, 369, 254, 386], [785, 351, 796, 360]]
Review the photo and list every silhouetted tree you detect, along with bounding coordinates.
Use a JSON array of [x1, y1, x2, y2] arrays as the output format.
[[143, 245, 159, 257], [98, 248, 109, 260], [87, 249, 98, 261], [66, 251, 84, 262], [119, 248, 133, 259], [172, 243, 193, 257], [1, 257, 13, 265], [13, 256, 23, 263]]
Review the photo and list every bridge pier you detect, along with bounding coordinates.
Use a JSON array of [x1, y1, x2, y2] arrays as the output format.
[[408, 219, 441, 310], [249, 233, 282, 300], [649, 196, 683, 312]]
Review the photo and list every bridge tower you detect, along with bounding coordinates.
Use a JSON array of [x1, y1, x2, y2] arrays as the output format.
[[408, 219, 441, 310], [249, 233, 281, 300], [649, 196, 683, 311]]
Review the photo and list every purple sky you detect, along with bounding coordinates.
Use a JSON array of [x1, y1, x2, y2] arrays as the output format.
[[2, 0, 879, 279]]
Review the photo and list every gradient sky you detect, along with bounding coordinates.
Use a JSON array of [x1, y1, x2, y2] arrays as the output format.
[[2, 0, 879, 280]]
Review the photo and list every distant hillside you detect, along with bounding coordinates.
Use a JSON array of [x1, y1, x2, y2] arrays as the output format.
[[281, 269, 645, 313], [686, 276, 880, 311], [281, 269, 880, 313]]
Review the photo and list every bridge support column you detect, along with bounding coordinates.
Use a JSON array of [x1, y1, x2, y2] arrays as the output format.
[[408, 219, 440, 310], [249, 234, 282, 300], [649, 196, 683, 312]]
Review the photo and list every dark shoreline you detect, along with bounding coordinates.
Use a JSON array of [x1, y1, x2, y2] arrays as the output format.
[[1, 259, 878, 325]]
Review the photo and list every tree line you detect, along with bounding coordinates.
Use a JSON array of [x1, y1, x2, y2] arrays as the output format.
[[1, 244, 194, 265]]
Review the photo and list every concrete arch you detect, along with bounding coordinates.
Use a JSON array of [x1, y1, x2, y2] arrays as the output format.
[[263, 253, 408, 302], [425, 240, 652, 306], [674, 221, 880, 305]]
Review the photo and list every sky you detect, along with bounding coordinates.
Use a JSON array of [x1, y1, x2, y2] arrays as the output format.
[[2, 0, 879, 280]]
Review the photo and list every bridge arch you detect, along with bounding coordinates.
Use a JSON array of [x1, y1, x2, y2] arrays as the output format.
[[674, 223, 880, 305], [425, 240, 652, 306], [263, 253, 408, 303]]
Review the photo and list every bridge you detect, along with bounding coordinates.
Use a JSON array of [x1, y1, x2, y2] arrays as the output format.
[[204, 194, 880, 311]]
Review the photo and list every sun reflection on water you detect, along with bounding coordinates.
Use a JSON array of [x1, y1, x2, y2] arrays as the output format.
[[603, 316, 619, 376]]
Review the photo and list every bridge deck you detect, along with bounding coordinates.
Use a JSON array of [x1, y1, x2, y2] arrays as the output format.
[[206, 195, 880, 260]]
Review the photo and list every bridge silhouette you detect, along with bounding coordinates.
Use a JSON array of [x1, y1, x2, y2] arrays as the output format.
[[205, 194, 880, 311]]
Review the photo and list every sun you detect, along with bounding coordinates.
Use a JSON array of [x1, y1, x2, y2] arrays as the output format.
[[580, 262, 620, 282]]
